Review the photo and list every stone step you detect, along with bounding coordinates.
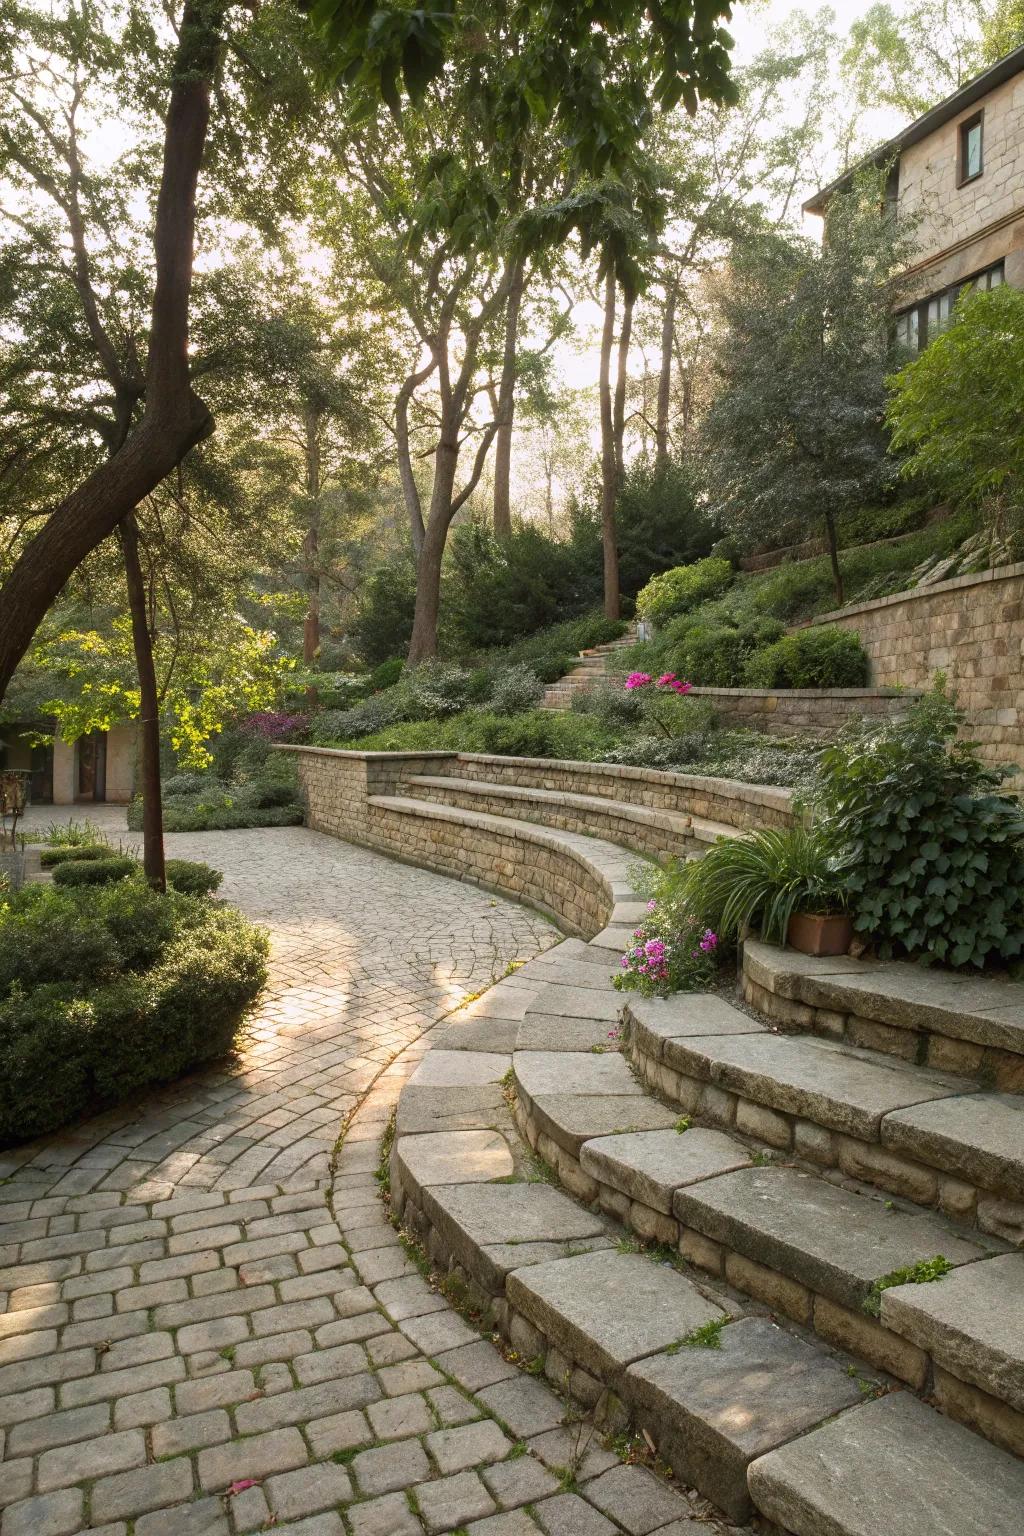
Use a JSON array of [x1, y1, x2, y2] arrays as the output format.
[[747, 1390, 1024, 1536], [744, 938, 1024, 1085], [879, 1250, 1024, 1439], [626, 1013, 1024, 1220], [580, 1127, 753, 1214], [626, 1315, 867, 1524], [405, 774, 734, 857], [670, 1161, 1003, 1324]]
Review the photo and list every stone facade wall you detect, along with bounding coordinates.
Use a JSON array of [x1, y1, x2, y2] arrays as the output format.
[[686, 687, 918, 738], [899, 71, 1024, 301], [801, 562, 1024, 774]]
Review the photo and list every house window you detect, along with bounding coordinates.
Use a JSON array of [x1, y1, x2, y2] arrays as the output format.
[[893, 260, 1004, 352], [958, 113, 983, 184]]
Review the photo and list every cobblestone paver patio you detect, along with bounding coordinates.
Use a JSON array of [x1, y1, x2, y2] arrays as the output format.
[[0, 817, 729, 1536]]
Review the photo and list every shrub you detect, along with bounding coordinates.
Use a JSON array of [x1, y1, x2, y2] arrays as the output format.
[[370, 657, 404, 691], [0, 891, 267, 1141], [350, 558, 418, 664], [661, 616, 785, 687], [155, 803, 303, 833], [164, 772, 214, 799], [811, 687, 1024, 967], [53, 855, 137, 888], [635, 557, 733, 624], [572, 678, 644, 729], [403, 661, 475, 720], [612, 859, 721, 996], [742, 626, 870, 688], [487, 663, 545, 716], [40, 844, 107, 868], [165, 860, 223, 898], [476, 711, 557, 758], [443, 520, 596, 650]]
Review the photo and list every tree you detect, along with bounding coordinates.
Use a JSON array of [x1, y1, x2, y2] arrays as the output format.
[[701, 178, 912, 603], [841, 0, 991, 121], [887, 284, 1024, 554]]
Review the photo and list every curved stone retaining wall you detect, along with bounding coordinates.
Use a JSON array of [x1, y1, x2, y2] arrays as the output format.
[[449, 754, 794, 830]]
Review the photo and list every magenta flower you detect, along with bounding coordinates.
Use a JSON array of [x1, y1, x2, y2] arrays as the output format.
[[644, 938, 667, 962], [646, 899, 657, 912], [625, 672, 652, 691], [699, 930, 718, 952]]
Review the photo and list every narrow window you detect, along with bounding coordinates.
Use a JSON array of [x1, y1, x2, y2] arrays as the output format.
[[958, 113, 983, 184]]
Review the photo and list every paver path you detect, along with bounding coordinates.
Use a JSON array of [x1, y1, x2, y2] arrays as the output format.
[[0, 818, 729, 1536]]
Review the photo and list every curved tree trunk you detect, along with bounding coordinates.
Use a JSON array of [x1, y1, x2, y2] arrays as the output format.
[[0, 0, 223, 706], [119, 513, 165, 893], [599, 268, 620, 621], [492, 260, 526, 540]]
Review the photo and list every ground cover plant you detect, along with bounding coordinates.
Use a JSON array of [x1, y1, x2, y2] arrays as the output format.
[[0, 874, 268, 1142]]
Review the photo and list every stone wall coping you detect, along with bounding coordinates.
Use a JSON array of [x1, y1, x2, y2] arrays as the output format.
[[687, 686, 919, 700], [277, 746, 458, 762], [453, 754, 794, 811], [802, 560, 1024, 627]]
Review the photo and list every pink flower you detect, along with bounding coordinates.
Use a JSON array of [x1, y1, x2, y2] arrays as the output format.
[[625, 672, 652, 691], [646, 899, 657, 912], [644, 939, 667, 962], [699, 930, 718, 952]]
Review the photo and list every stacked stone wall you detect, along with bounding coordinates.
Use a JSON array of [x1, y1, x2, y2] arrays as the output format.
[[799, 562, 1024, 774]]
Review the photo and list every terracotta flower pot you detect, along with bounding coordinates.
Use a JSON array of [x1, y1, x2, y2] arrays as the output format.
[[787, 911, 854, 957]]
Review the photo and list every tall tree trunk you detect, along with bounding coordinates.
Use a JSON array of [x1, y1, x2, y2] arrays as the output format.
[[492, 260, 526, 540], [599, 268, 620, 621], [406, 440, 461, 664], [0, 0, 223, 707], [656, 275, 678, 468], [302, 403, 322, 705], [823, 509, 844, 605], [119, 514, 165, 893], [612, 288, 634, 482]]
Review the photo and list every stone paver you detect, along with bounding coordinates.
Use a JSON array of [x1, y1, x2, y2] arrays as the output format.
[[0, 816, 729, 1536]]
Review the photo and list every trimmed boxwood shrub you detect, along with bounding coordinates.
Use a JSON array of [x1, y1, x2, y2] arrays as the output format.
[[127, 798, 303, 833], [742, 626, 870, 688], [53, 855, 137, 888], [40, 844, 108, 868], [0, 883, 267, 1142], [165, 860, 223, 898], [635, 557, 733, 624]]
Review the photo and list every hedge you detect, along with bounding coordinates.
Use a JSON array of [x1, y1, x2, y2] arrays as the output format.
[[0, 883, 267, 1142], [52, 855, 138, 887]]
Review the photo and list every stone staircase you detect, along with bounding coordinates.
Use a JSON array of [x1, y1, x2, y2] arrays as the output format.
[[371, 763, 1024, 1534], [540, 627, 638, 710]]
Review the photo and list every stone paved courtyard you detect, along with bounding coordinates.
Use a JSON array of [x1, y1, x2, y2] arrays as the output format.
[[0, 816, 728, 1536]]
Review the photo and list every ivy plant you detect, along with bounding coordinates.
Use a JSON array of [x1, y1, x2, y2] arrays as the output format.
[[810, 686, 1024, 969]]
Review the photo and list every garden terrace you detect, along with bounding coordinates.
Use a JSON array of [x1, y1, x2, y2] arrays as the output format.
[[333, 750, 1024, 1532]]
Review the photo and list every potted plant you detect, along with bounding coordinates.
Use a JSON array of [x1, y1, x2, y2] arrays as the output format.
[[682, 824, 853, 957]]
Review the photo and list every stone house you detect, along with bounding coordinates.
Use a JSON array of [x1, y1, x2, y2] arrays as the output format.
[[0, 721, 137, 805], [805, 43, 1024, 344]]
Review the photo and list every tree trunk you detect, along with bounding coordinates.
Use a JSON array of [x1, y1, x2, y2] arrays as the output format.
[[302, 403, 322, 704], [599, 268, 620, 621], [823, 508, 844, 605], [492, 260, 526, 540], [612, 289, 634, 483], [0, 0, 222, 707], [656, 276, 678, 468], [406, 440, 460, 664], [119, 514, 165, 893]]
